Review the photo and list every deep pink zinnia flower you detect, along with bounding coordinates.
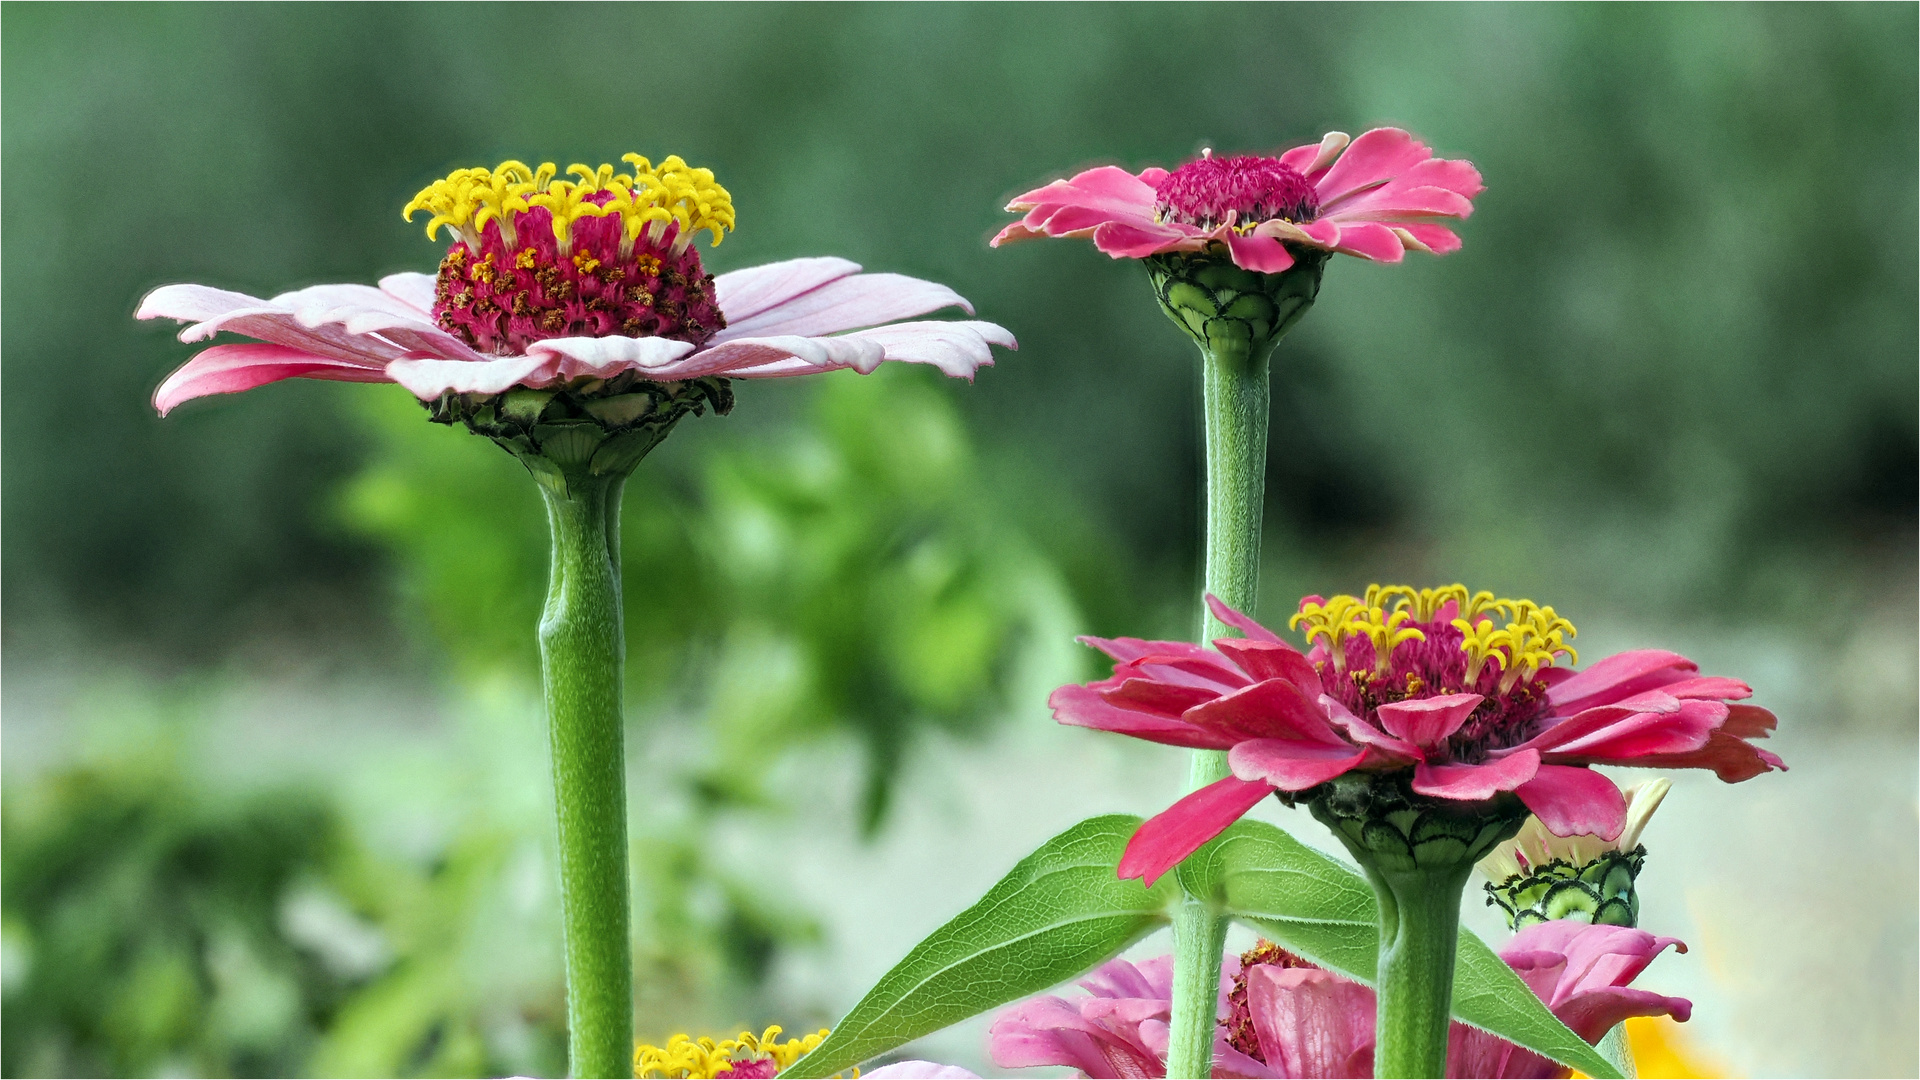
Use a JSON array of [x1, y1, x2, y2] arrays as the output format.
[[1049, 586, 1783, 887], [988, 926, 1689, 1079], [992, 129, 1482, 274], [140, 156, 1014, 415]]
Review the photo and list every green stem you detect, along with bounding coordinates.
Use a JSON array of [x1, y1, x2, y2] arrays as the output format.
[[1165, 337, 1271, 1080], [1367, 862, 1471, 1079], [538, 472, 634, 1079]]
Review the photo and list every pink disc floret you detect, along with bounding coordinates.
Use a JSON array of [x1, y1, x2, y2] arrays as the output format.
[[1154, 152, 1319, 229]]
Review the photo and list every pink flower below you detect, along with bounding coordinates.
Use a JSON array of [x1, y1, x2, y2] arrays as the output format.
[[987, 923, 1689, 1079], [139, 256, 1015, 415], [992, 129, 1483, 274], [1049, 591, 1783, 887]]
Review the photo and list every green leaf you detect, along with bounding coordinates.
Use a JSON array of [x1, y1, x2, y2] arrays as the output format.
[[778, 815, 1174, 1078], [1210, 819, 1622, 1080]]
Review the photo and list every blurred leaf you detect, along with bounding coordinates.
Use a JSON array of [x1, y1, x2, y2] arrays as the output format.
[[779, 815, 1175, 1078]]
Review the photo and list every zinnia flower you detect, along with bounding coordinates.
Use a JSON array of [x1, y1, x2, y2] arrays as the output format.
[[141, 155, 1014, 416], [989, 927, 1689, 1079], [1049, 587, 1783, 886], [992, 129, 1481, 275]]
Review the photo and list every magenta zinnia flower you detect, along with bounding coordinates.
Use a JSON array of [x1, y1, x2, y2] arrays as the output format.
[[1049, 587, 1783, 886], [992, 129, 1482, 274], [140, 156, 1014, 415], [989, 927, 1689, 1079]]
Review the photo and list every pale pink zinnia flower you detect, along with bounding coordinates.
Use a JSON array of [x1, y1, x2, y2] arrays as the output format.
[[992, 129, 1482, 274], [1049, 586, 1783, 886], [140, 155, 1014, 415], [989, 927, 1689, 1079]]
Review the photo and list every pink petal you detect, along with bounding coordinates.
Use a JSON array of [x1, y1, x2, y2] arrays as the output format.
[[862, 1063, 980, 1079], [1103, 676, 1222, 719], [1500, 923, 1691, 1042], [1185, 677, 1349, 744], [1322, 182, 1478, 223], [990, 221, 1046, 247], [1228, 737, 1372, 792], [384, 354, 557, 399], [140, 283, 409, 367], [1721, 703, 1778, 738], [1523, 697, 1723, 761], [1278, 131, 1353, 179], [1224, 231, 1296, 273], [1513, 765, 1627, 840], [1204, 594, 1284, 643], [1622, 729, 1786, 783], [1247, 966, 1377, 1080], [1546, 650, 1697, 712], [1329, 221, 1406, 262], [153, 343, 393, 415], [137, 283, 270, 325], [1392, 224, 1462, 255], [682, 334, 887, 377], [711, 256, 862, 325], [1118, 776, 1274, 885], [1214, 638, 1321, 691], [1412, 748, 1541, 801], [1313, 128, 1434, 208], [1091, 219, 1194, 259], [1049, 684, 1237, 751], [378, 271, 437, 313], [834, 319, 1014, 379], [1126, 652, 1255, 692], [714, 272, 973, 340], [1318, 696, 1422, 760], [1374, 693, 1484, 749]]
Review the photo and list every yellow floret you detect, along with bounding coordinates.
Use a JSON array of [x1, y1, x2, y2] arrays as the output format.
[[404, 154, 735, 253], [633, 1026, 834, 1079]]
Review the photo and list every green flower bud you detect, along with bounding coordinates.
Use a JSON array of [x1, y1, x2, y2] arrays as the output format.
[[1143, 247, 1327, 361], [1483, 846, 1647, 930], [425, 372, 733, 496]]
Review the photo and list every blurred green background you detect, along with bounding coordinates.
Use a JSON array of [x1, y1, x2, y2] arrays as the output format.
[[4, 4, 1914, 1078]]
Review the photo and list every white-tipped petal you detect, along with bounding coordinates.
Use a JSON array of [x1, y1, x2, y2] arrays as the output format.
[[385, 354, 556, 399], [524, 336, 701, 381]]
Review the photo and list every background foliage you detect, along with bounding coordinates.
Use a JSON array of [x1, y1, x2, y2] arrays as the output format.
[[3, 4, 1913, 1078]]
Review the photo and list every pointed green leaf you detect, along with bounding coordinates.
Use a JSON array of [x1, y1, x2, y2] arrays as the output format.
[[1210, 819, 1621, 1080], [779, 815, 1176, 1078]]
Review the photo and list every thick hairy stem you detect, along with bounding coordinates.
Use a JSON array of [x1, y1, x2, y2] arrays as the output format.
[[1165, 337, 1271, 1080], [539, 473, 634, 1078], [1368, 862, 1471, 1078]]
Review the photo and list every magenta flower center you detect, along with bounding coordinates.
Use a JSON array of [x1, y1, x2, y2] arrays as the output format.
[[1154, 152, 1319, 230], [432, 195, 725, 355]]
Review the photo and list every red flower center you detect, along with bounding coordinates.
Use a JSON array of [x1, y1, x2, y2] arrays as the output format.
[[431, 195, 725, 355], [1154, 152, 1319, 230]]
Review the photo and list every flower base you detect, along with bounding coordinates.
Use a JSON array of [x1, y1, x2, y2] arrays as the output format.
[[1143, 247, 1326, 361], [426, 371, 733, 492]]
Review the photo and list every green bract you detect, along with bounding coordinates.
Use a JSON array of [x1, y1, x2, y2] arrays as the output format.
[[1485, 847, 1647, 930], [1144, 248, 1327, 361]]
